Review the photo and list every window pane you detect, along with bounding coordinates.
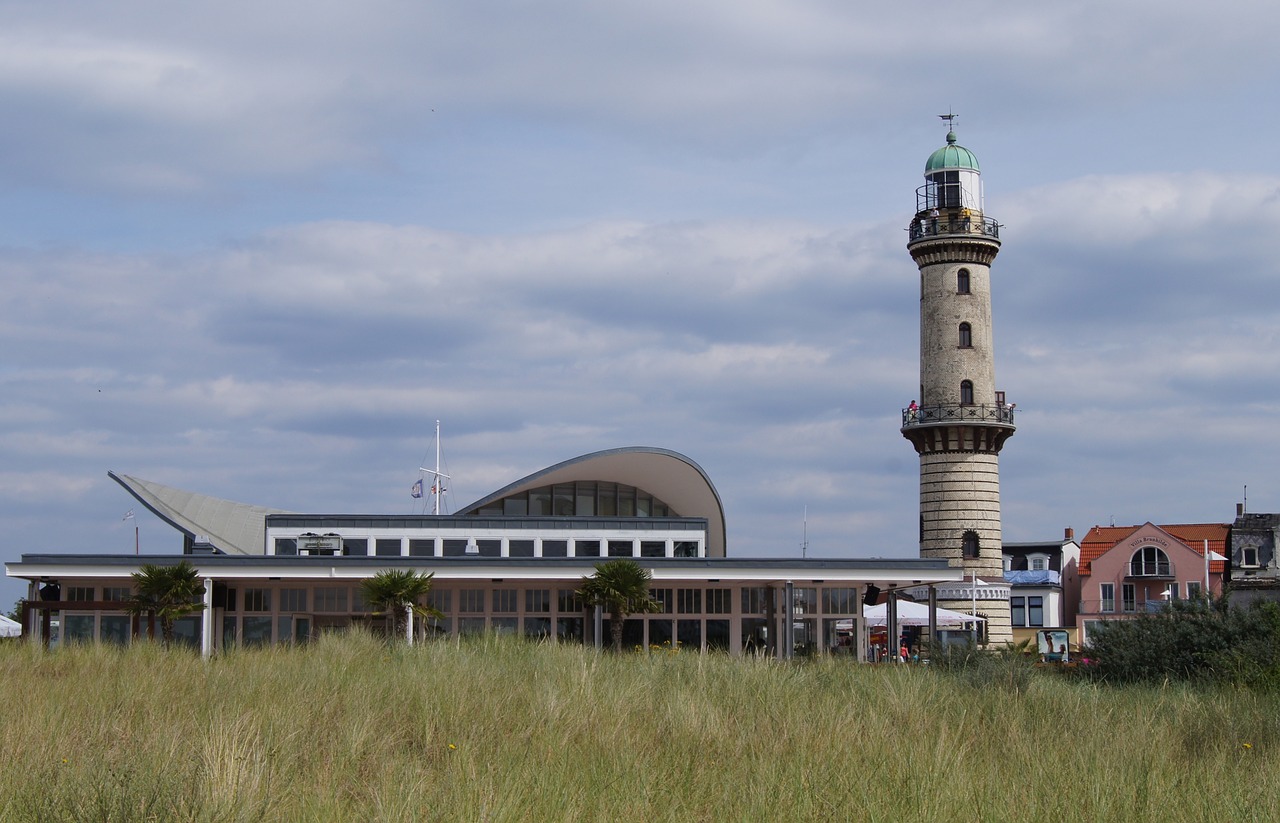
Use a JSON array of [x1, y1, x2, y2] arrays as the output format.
[[315, 587, 349, 612], [597, 482, 617, 516], [244, 588, 271, 612], [1010, 596, 1025, 627], [674, 541, 699, 558], [574, 483, 595, 516], [279, 589, 307, 612], [492, 589, 517, 613], [459, 590, 485, 613], [524, 617, 552, 639], [541, 540, 568, 558], [553, 485, 575, 516], [1028, 597, 1044, 627], [243, 616, 273, 647], [641, 541, 666, 558], [707, 620, 731, 651], [63, 615, 95, 644], [677, 589, 702, 614], [529, 488, 552, 516], [677, 619, 702, 650], [558, 590, 582, 613], [100, 615, 131, 645], [556, 618, 583, 642], [648, 618, 673, 649], [526, 589, 551, 613]]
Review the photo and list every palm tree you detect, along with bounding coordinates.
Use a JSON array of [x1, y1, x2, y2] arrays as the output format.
[[360, 570, 443, 644], [124, 561, 206, 648], [577, 559, 661, 653]]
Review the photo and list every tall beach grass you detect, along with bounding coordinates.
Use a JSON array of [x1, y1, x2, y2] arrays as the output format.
[[0, 633, 1276, 821]]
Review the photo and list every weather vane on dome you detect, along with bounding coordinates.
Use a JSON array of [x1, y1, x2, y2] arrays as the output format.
[[938, 110, 958, 129]]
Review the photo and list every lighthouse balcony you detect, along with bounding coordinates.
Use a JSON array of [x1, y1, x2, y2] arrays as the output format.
[[902, 403, 1015, 429], [908, 212, 1000, 242]]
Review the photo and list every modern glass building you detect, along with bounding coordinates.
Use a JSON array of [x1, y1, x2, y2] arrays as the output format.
[[8, 447, 961, 659]]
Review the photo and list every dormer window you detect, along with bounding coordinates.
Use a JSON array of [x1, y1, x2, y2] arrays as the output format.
[[1028, 554, 1049, 572], [1242, 546, 1259, 568]]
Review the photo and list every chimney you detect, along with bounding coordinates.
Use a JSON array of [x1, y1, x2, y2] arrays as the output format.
[[1237, 503, 1244, 517], [1064, 527, 1074, 541]]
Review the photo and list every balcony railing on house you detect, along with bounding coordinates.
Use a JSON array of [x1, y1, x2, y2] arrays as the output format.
[[902, 403, 1015, 429], [1078, 599, 1173, 617], [1127, 559, 1175, 579]]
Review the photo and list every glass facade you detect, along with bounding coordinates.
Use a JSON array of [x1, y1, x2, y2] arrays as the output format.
[[35, 576, 872, 656], [474, 480, 677, 518]]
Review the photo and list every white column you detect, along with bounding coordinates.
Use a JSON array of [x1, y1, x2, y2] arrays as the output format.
[[201, 576, 215, 659]]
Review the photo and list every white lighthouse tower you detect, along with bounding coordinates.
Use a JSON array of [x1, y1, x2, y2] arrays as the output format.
[[901, 118, 1014, 645]]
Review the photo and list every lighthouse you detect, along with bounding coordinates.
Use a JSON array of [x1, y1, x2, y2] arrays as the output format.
[[901, 118, 1014, 646]]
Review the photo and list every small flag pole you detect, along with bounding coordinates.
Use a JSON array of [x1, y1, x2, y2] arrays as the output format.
[[123, 510, 138, 554]]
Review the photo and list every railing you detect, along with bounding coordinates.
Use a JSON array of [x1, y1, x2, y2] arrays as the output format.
[[1127, 560, 1175, 579], [908, 213, 1000, 242], [902, 403, 1015, 428], [1077, 599, 1170, 617]]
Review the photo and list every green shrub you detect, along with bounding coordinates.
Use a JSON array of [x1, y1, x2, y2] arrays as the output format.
[[1082, 597, 1280, 687]]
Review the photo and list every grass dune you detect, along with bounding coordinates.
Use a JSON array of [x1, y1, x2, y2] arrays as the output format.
[[1, 634, 1276, 821]]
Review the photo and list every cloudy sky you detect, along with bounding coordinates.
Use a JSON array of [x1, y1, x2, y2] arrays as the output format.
[[3, 1, 1278, 605]]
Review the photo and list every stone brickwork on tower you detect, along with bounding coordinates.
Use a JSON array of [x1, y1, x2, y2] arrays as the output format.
[[901, 125, 1014, 646]]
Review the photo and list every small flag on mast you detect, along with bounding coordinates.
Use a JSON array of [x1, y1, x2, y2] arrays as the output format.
[[411, 479, 424, 499], [122, 509, 135, 521]]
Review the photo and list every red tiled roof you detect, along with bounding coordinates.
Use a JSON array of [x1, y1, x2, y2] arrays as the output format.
[[1079, 523, 1228, 576]]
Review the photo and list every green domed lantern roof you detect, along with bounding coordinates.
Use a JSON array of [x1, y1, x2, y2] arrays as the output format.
[[925, 131, 980, 173]]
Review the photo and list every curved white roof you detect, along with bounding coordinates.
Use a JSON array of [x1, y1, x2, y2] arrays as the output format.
[[458, 446, 727, 556], [109, 446, 727, 557]]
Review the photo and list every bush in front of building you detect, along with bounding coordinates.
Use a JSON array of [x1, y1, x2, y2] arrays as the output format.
[[1081, 596, 1280, 688]]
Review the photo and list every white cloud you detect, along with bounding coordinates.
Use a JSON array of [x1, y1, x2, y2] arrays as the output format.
[[3, 1, 1280, 609]]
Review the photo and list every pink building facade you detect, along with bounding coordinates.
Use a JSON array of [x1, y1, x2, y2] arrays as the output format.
[[1076, 522, 1227, 645]]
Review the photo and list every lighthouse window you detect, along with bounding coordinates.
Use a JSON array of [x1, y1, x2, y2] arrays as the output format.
[[958, 323, 972, 348], [960, 380, 974, 405], [961, 530, 980, 559], [957, 269, 970, 294], [929, 171, 962, 209]]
